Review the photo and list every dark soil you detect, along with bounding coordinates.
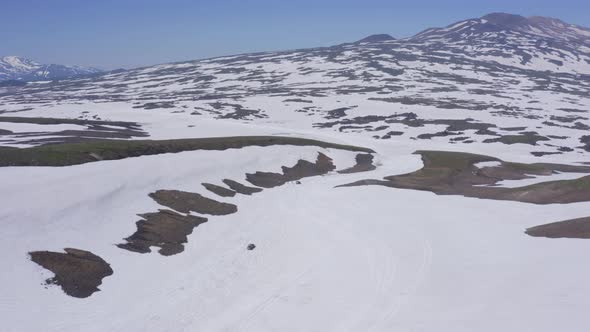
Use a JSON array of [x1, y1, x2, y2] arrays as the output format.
[[281, 152, 336, 181], [202, 183, 236, 197], [338, 154, 377, 174], [222, 179, 263, 195], [0, 116, 148, 145], [117, 209, 208, 256], [246, 152, 336, 188], [531, 151, 562, 157], [381, 131, 404, 139], [526, 217, 590, 239], [483, 132, 550, 145], [29, 248, 113, 298], [581, 135, 590, 152], [500, 126, 528, 131], [339, 150, 590, 204], [417, 130, 462, 140], [149, 190, 238, 215], [246, 171, 288, 188], [0, 136, 373, 167], [325, 106, 357, 119], [0, 116, 141, 128]]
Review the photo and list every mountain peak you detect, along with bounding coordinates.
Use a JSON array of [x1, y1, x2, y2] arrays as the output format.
[[481, 13, 528, 28], [411, 12, 590, 45], [0, 56, 39, 71], [356, 34, 395, 43]]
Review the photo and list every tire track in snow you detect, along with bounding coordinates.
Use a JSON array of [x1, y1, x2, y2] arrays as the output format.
[[221, 184, 327, 331], [367, 235, 433, 331]]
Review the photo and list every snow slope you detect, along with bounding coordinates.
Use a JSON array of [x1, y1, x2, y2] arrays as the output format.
[[1, 133, 589, 332]]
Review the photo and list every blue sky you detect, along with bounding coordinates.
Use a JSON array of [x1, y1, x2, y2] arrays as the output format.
[[1, 0, 588, 69]]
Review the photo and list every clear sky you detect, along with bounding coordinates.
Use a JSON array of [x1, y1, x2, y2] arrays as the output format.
[[1, 0, 588, 69]]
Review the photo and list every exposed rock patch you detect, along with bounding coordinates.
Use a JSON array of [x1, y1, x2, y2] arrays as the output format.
[[118, 209, 208, 256], [483, 132, 549, 145], [381, 131, 404, 139], [149, 190, 238, 215], [339, 150, 590, 204], [246, 152, 336, 188], [29, 248, 113, 298], [325, 106, 357, 119], [338, 154, 377, 174], [281, 152, 336, 180], [581, 135, 590, 151], [222, 179, 263, 195], [246, 171, 287, 188], [202, 183, 236, 197], [0, 136, 372, 167], [0, 116, 147, 145], [526, 217, 590, 239]]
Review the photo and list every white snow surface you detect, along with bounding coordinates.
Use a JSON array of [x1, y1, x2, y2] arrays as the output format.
[[1, 129, 589, 332], [494, 171, 590, 188]]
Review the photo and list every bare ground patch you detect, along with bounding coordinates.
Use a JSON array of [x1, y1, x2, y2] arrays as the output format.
[[526, 217, 590, 239], [222, 179, 263, 195], [117, 209, 208, 256], [339, 150, 590, 204], [338, 153, 377, 174], [0, 116, 147, 145], [29, 248, 113, 298], [149, 190, 238, 215], [246, 171, 287, 188], [0, 136, 373, 167], [202, 183, 237, 197], [246, 152, 335, 188]]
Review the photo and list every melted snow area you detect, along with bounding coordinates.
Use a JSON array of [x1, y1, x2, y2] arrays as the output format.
[[1, 13, 590, 332]]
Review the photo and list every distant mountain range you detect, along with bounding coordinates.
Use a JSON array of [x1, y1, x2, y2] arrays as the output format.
[[0, 56, 104, 82]]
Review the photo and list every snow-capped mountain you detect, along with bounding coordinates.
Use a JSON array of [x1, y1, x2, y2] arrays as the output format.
[[414, 12, 590, 44], [0, 55, 103, 81], [410, 13, 590, 73], [411, 13, 590, 45]]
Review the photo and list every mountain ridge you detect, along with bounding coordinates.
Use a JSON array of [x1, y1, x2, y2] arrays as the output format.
[[0, 55, 103, 82], [410, 12, 590, 45]]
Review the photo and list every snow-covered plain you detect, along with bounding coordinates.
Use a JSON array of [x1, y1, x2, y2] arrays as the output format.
[[1, 134, 590, 332]]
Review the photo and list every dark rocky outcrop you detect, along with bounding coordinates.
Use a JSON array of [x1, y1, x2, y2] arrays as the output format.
[[29, 248, 113, 298], [338, 154, 377, 174], [222, 179, 263, 195], [118, 209, 208, 256], [202, 183, 236, 197], [247, 152, 336, 188], [526, 217, 590, 239], [340, 150, 590, 204], [149, 190, 238, 215]]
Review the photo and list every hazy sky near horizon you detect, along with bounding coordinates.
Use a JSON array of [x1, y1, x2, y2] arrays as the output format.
[[1, 0, 588, 69]]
